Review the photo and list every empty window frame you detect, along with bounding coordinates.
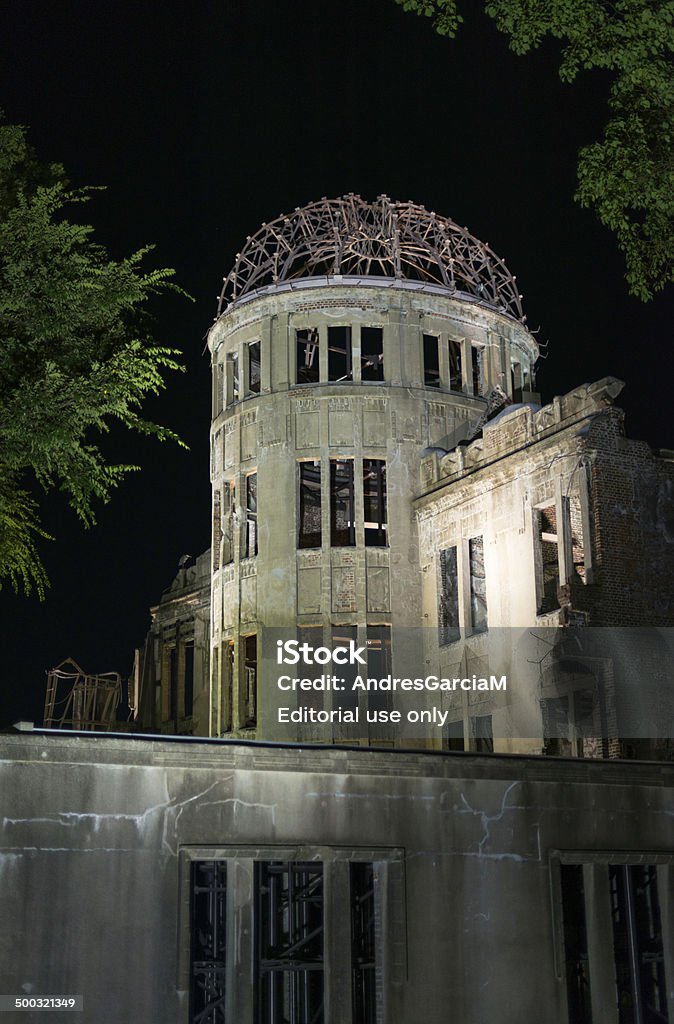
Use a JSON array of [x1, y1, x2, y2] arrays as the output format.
[[469, 536, 488, 634], [184, 641, 194, 718], [213, 489, 222, 571], [243, 634, 257, 727], [569, 496, 586, 584], [248, 341, 261, 394], [227, 351, 240, 405], [256, 860, 325, 1024], [511, 360, 523, 403], [214, 361, 224, 416], [190, 860, 227, 1022], [470, 713, 493, 753], [221, 639, 234, 734], [537, 505, 560, 613], [222, 482, 235, 566], [367, 625, 392, 717], [168, 645, 178, 722], [330, 460, 355, 547], [542, 687, 598, 758], [296, 328, 319, 385], [443, 719, 465, 752], [363, 459, 387, 547], [471, 345, 482, 396], [423, 334, 441, 388], [361, 327, 384, 382], [246, 473, 258, 557], [448, 339, 462, 390], [298, 461, 322, 549], [328, 326, 353, 382], [438, 546, 460, 645]]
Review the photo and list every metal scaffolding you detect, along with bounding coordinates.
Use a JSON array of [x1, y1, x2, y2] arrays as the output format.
[[43, 658, 122, 730]]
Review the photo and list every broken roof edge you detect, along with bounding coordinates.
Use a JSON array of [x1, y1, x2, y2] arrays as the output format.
[[416, 376, 627, 502]]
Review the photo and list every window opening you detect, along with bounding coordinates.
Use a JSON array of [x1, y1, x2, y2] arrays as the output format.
[[190, 861, 227, 1023], [212, 490, 222, 572], [438, 547, 460, 645], [367, 626, 392, 716], [221, 640, 234, 734], [246, 474, 258, 557], [511, 361, 523, 403], [256, 861, 325, 1024], [228, 352, 239, 405], [298, 461, 322, 549], [448, 339, 462, 390], [184, 642, 194, 718], [169, 646, 177, 721], [363, 459, 387, 547], [423, 334, 440, 388], [328, 326, 352, 382], [469, 536, 487, 634], [443, 719, 465, 752], [297, 329, 319, 385], [248, 341, 261, 394], [350, 863, 376, 1024], [243, 634, 257, 728], [330, 460, 355, 547], [569, 496, 586, 584], [222, 483, 235, 565], [471, 345, 482, 396], [214, 362, 224, 416], [361, 327, 384, 381], [470, 713, 493, 753], [538, 506, 560, 613]]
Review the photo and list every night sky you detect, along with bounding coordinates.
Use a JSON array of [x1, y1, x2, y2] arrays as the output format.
[[1, 1, 671, 728]]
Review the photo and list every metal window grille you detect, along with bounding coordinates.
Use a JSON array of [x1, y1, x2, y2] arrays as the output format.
[[256, 862, 325, 1024], [190, 861, 227, 1024]]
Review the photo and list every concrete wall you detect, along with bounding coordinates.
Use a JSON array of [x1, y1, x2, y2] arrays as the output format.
[[1, 733, 672, 1023]]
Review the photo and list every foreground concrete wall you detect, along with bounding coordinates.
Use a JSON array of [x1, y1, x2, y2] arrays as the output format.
[[1, 734, 673, 1023]]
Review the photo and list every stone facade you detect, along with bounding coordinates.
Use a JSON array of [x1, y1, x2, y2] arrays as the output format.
[[137, 551, 211, 736], [416, 378, 674, 759], [134, 197, 673, 762]]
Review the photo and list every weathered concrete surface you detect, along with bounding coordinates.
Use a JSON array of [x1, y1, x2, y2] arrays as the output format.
[[1, 733, 672, 1023]]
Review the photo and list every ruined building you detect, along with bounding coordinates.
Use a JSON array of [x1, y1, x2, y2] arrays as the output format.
[[6, 197, 674, 1024], [139, 195, 674, 757]]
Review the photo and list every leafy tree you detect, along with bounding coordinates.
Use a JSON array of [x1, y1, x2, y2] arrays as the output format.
[[394, 0, 674, 300], [0, 119, 186, 597]]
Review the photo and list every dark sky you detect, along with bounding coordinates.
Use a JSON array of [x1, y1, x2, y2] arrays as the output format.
[[0, 0, 671, 727]]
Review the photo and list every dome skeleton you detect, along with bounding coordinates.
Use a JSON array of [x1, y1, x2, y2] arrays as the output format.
[[219, 194, 525, 322]]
